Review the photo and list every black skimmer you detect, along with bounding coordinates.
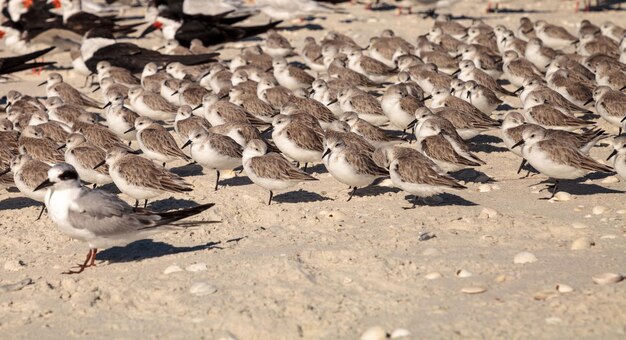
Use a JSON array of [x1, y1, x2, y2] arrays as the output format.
[[140, 11, 283, 48], [0, 46, 56, 76], [77, 28, 219, 74]]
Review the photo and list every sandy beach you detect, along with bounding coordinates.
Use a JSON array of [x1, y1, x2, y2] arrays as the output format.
[[1, 1, 626, 339]]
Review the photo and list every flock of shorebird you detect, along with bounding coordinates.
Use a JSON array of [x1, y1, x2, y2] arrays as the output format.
[[1, 0, 626, 273]]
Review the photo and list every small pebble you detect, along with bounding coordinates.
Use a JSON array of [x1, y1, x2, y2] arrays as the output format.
[[186, 263, 207, 272], [390, 329, 411, 339], [360, 326, 387, 340], [592, 206, 608, 215], [163, 265, 183, 275], [478, 207, 499, 219], [456, 269, 473, 278], [3, 260, 25, 272], [478, 184, 492, 192], [553, 192, 571, 201], [600, 235, 616, 239], [425, 272, 442, 280], [616, 209, 626, 214], [556, 284, 574, 293], [570, 237, 594, 250], [461, 286, 487, 294], [534, 290, 558, 301], [592, 273, 623, 285], [545, 317, 562, 325], [418, 232, 436, 241], [572, 222, 588, 229], [513, 252, 537, 264], [189, 282, 218, 296]]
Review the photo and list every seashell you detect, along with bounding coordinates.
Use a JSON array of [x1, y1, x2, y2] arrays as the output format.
[[455, 269, 473, 278], [570, 237, 594, 250], [478, 184, 492, 192], [513, 252, 537, 264], [556, 284, 574, 293], [189, 282, 218, 296], [461, 286, 487, 294], [360, 326, 387, 340], [424, 272, 442, 280], [592, 205, 608, 215], [186, 263, 208, 272], [533, 290, 558, 301], [390, 329, 411, 339], [478, 207, 499, 219], [552, 192, 571, 201], [592, 273, 623, 285], [164, 265, 183, 275]]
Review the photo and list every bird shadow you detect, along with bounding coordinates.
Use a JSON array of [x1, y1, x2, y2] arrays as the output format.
[[451, 169, 495, 183], [281, 23, 324, 32], [531, 180, 624, 196], [403, 193, 477, 207], [219, 175, 253, 188], [352, 185, 401, 199], [0, 196, 41, 210], [304, 163, 328, 175], [170, 163, 204, 177], [147, 198, 204, 211], [96, 239, 223, 264], [469, 135, 509, 153], [274, 189, 332, 204]]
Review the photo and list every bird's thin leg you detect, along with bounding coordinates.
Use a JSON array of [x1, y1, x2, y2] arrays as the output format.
[[516, 159, 527, 174], [162, 162, 166, 168], [135, 200, 139, 208], [303, 163, 308, 171], [295, 162, 300, 168], [549, 180, 560, 199], [128, 141, 132, 147], [63, 249, 95, 274], [267, 191, 274, 205], [144, 200, 148, 208], [214, 170, 220, 191], [619, 128, 622, 135], [88, 249, 98, 267], [92, 183, 97, 189], [347, 187, 358, 201], [402, 195, 418, 210], [35, 205, 47, 221]]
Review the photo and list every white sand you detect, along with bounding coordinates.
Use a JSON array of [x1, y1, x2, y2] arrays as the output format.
[[1, 1, 626, 338]]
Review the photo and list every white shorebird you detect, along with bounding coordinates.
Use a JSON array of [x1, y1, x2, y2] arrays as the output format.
[[33, 163, 215, 274]]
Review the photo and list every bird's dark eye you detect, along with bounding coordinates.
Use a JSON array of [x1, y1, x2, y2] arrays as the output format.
[[531, 134, 535, 138]]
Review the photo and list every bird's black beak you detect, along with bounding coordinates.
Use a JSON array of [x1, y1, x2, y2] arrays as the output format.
[[500, 38, 506, 43], [571, 39, 579, 45], [34, 178, 53, 191], [422, 95, 432, 101], [513, 86, 524, 95], [92, 86, 101, 93], [327, 98, 338, 105], [511, 139, 525, 149], [454, 54, 462, 60], [309, 88, 315, 95], [181, 140, 192, 149], [218, 93, 229, 100], [103, 101, 112, 109], [607, 149, 618, 161], [466, 91, 471, 99], [157, 45, 165, 51], [193, 104, 202, 111], [451, 69, 460, 76], [265, 67, 273, 72], [93, 160, 106, 169], [322, 148, 331, 159], [545, 63, 551, 68], [0, 168, 10, 176], [260, 126, 273, 136], [124, 127, 136, 134], [407, 119, 417, 129], [56, 144, 66, 150], [140, 23, 159, 38], [621, 115, 626, 122], [449, 88, 455, 94], [583, 98, 594, 106], [620, 85, 626, 91], [5, 102, 12, 109], [38, 80, 48, 87], [171, 90, 178, 96]]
